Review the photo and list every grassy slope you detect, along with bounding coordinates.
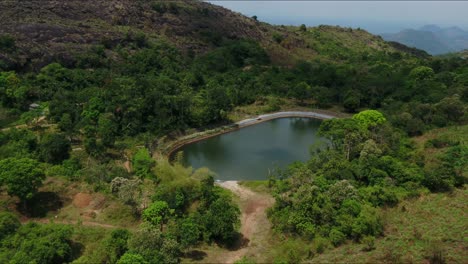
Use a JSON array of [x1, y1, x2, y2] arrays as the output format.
[[311, 125, 467, 263], [311, 187, 467, 263]]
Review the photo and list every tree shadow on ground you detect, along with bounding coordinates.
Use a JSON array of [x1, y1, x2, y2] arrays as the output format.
[[184, 250, 208, 261], [70, 241, 85, 262], [20, 192, 63, 217], [219, 232, 250, 251]]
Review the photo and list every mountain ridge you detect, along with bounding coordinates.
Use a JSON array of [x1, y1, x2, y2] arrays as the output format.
[[0, 0, 427, 70], [381, 24, 468, 55]]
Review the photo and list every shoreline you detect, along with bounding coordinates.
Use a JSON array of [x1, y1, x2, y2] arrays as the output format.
[[165, 111, 337, 159]]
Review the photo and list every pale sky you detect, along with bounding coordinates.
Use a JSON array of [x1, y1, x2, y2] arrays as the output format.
[[207, 1, 468, 33]]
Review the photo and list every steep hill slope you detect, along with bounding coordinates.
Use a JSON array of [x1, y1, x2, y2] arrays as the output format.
[[0, 0, 423, 70]]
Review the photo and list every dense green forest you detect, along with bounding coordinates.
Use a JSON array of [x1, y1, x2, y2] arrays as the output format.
[[0, 1, 467, 263]]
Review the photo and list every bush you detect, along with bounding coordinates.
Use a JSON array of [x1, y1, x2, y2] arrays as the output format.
[[272, 33, 284, 44], [117, 253, 148, 264], [314, 236, 329, 254], [351, 205, 383, 238], [361, 235, 376, 251], [132, 148, 155, 179], [0, 212, 20, 240], [425, 136, 459, 149], [329, 228, 346, 246]]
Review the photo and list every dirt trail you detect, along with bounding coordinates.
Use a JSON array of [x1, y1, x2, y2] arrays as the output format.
[[215, 181, 275, 263], [26, 218, 119, 229]]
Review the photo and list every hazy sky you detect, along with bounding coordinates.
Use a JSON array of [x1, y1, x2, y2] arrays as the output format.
[[207, 1, 468, 33]]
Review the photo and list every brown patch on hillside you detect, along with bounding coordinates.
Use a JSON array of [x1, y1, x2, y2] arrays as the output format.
[[73, 193, 92, 208]]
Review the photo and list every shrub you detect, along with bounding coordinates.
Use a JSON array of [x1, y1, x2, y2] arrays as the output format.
[[117, 253, 148, 264], [132, 148, 155, 179], [314, 236, 329, 254], [351, 205, 383, 238], [329, 228, 346, 246], [0, 212, 20, 240], [272, 33, 284, 44], [361, 235, 376, 251]]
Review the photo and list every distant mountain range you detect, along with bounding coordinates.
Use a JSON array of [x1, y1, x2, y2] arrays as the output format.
[[381, 25, 468, 55]]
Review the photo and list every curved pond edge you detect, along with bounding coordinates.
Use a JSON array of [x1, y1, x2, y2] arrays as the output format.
[[165, 111, 338, 159]]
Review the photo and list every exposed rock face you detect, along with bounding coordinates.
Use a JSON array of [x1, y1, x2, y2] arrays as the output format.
[[0, 0, 424, 70], [0, 0, 276, 69]]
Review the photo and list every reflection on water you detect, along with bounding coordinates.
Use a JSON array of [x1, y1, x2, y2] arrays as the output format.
[[181, 117, 324, 181]]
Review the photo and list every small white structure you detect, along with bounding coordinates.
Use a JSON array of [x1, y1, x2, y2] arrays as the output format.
[[29, 103, 40, 110]]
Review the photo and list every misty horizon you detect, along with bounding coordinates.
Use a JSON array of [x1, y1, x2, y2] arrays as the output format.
[[207, 1, 468, 34]]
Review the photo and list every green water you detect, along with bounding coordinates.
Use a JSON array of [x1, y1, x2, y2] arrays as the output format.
[[180, 117, 325, 181]]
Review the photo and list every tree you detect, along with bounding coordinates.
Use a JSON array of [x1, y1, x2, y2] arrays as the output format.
[[289, 82, 311, 103], [132, 148, 155, 179], [205, 195, 240, 241], [435, 95, 465, 122], [352, 110, 387, 129], [343, 92, 361, 112], [252, 15, 258, 21], [38, 133, 71, 164], [319, 118, 368, 160], [179, 217, 201, 250], [0, 223, 73, 264], [117, 253, 148, 264], [128, 225, 180, 264], [0, 158, 45, 206], [142, 201, 171, 231], [105, 229, 131, 264], [58, 113, 73, 135], [409, 66, 434, 82], [98, 113, 118, 147], [84, 137, 104, 158], [0, 71, 28, 109], [300, 24, 307, 32], [110, 177, 142, 215]]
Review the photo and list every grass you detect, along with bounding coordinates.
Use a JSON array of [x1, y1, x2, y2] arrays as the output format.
[[311, 187, 468, 263], [413, 124, 468, 147], [413, 124, 468, 171], [238, 180, 271, 194], [71, 225, 112, 263]]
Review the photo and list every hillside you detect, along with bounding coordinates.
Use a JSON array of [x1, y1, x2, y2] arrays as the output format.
[[311, 187, 468, 263], [0, 0, 422, 70], [381, 25, 468, 55]]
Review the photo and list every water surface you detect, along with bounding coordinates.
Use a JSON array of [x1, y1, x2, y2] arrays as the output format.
[[180, 117, 324, 181]]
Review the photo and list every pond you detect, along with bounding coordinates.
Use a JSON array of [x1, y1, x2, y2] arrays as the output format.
[[179, 117, 326, 181]]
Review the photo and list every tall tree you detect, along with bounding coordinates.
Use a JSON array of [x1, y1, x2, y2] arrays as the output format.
[[0, 158, 45, 207]]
